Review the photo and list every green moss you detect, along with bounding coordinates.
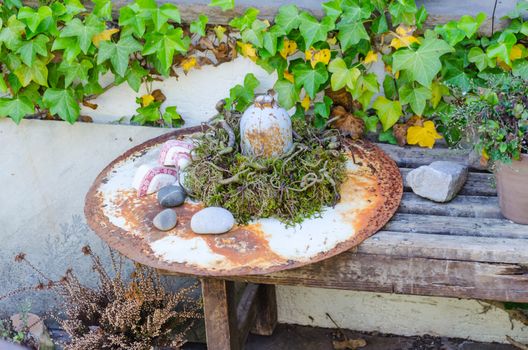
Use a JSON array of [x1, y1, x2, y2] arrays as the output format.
[[184, 116, 347, 225]]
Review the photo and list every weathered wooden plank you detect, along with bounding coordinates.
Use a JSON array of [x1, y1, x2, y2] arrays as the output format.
[[385, 213, 528, 239], [226, 253, 528, 302], [250, 284, 278, 336], [400, 168, 496, 196], [377, 143, 470, 168], [398, 193, 501, 218], [201, 278, 240, 350], [358, 231, 528, 264]]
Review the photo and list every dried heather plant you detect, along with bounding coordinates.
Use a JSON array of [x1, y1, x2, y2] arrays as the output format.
[[7, 246, 201, 350]]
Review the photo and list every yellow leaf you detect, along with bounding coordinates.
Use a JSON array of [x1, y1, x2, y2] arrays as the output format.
[[237, 41, 257, 62], [92, 28, 120, 48], [385, 65, 393, 74], [283, 70, 294, 83], [213, 25, 226, 40], [496, 57, 512, 71], [390, 25, 419, 50], [141, 94, 155, 107], [326, 36, 337, 45], [301, 95, 310, 111], [363, 50, 378, 64], [280, 39, 297, 59], [262, 19, 271, 27], [430, 81, 449, 108], [305, 47, 331, 68], [181, 56, 197, 73], [510, 44, 525, 61], [482, 148, 489, 160], [406, 120, 443, 148]]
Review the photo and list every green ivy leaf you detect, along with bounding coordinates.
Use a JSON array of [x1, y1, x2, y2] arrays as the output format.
[[321, 0, 342, 20], [60, 15, 104, 54], [0, 97, 34, 124], [163, 106, 183, 127], [441, 56, 473, 92], [241, 20, 267, 47], [314, 95, 333, 120], [43, 88, 79, 123], [372, 96, 402, 131], [362, 115, 379, 133], [190, 15, 208, 37], [99, 35, 143, 77], [389, 0, 417, 26], [327, 57, 360, 91], [14, 60, 48, 87], [383, 75, 397, 100], [292, 62, 329, 99], [17, 6, 52, 34], [152, 3, 181, 31], [392, 34, 454, 87], [119, 6, 146, 37], [468, 46, 495, 71], [63, 0, 85, 19], [336, 20, 369, 52], [506, 0, 528, 19], [142, 28, 190, 76], [226, 73, 260, 112], [275, 4, 301, 34], [298, 13, 335, 49], [415, 5, 428, 29], [16, 35, 49, 67], [0, 75, 7, 94], [229, 8, 259, 31], [93, 0, 112, 20], [378, 129, 398, 144], [0, 16, 25, 51], [486, 33, 516, 66], [457, 13, 486, 38], [4, 0, 22, 9], [208, 0, 235, 11], [125, 61, 148, 92], [435, 21, 465, 46], [372, 14, 388, 34], [274, 79, 299, 109], [512, 60, 528, 79], [58, 59, 93, 88], [399, 83, 432, 115], [51, 37, 81, 62]]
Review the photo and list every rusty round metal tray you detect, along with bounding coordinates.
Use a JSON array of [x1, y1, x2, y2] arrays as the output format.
[[85, 126, 402, 276]]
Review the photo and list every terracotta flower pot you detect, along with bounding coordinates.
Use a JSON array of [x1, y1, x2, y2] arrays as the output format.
[[495, 154, 528, 224]]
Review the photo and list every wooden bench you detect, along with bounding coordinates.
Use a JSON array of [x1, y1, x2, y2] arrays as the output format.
[[160, 143, 528, 350]]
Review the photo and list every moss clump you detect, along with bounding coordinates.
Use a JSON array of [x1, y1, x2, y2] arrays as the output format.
[[183, 114, 347, 225]]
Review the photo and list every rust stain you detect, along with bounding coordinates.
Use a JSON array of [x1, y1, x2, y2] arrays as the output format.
[[243, 124, 287, 157], [84, 127, 402, 277]]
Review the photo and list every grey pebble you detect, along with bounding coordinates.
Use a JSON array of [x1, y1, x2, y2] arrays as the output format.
[[191, 207, 235, 234], [153, 209, 178, 231], [157, 185, 187, 207]]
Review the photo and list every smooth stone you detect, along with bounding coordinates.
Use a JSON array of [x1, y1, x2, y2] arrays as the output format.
[[158, 185, 186, 207], [406, 161, 468, 202], [190, 207, 235, 234], [153, 209, 178, 231]]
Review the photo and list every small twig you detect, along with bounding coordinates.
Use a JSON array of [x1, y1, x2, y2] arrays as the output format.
[[218, 168, 250, 185], [491, 0, 498, 35], [507, 336, 528, 350]]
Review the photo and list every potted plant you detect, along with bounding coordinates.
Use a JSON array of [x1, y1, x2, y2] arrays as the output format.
[[444, 74, 528, 224]]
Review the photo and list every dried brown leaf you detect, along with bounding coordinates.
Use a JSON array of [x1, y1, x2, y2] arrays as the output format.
[[332, 338, 367, 350]]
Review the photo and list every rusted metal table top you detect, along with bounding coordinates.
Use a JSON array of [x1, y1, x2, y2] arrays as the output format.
[[85, 126, 402, 276]]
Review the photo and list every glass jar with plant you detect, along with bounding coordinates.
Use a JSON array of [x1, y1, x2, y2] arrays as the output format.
[[442, 74, 528, 224]]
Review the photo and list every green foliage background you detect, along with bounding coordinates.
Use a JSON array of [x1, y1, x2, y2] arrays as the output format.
[[0, 0, 527, 141]]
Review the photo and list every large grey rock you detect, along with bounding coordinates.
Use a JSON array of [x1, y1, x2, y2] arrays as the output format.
[[191, 207, 235, 234], [153, 209, 178, 231], [406, 161, 468, 202]]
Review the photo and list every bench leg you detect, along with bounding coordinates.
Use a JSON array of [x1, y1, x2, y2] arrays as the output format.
[[201, 279, 276, 350], [201, 278, 239, 350], [251, 284, 278, 336]]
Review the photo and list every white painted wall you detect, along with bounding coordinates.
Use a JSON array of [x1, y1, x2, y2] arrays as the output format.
[[1, 57, 525, 344], [81, 57, 277, 126], [278, 286, 528, 344]]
